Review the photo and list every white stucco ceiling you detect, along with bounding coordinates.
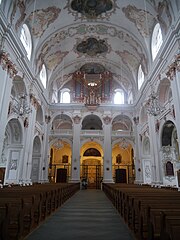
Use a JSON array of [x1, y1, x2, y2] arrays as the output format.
[[6, 0, 174, 99]]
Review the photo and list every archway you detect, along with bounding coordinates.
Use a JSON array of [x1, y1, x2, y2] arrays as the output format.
[[31, 136, 41, 183], [2, 118, 23, 184], [112, 141, 135, 184], [48, 139, 72, 183], [80, 142, 103, 189], [160, 120, 179, 186]]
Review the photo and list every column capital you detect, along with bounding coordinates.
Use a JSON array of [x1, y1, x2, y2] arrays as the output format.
[[73, 115, 81, 124], [166, 53, 180, 80], [103, 116, 112, 125]]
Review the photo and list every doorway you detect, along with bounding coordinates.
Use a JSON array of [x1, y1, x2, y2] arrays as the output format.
[[81, 162, 102, 189], [56, 168, 67, 183], [115, 169, 127, 183]]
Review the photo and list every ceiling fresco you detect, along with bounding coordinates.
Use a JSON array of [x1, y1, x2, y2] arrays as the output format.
[[71, 0, 113, 18], [6, 0, 174, 100], [76, 37, 108, 56]]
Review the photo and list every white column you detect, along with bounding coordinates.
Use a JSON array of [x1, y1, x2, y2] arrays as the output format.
[[40, 115, 51, 183], [70, 115, 81, 183], [168, 64, 180, 151], [148, 115, 161, 184], [0, 66, 13, 164], [103, 116, 114, 183], [20, 101, 36, 183], [133, 118, 143, 184]]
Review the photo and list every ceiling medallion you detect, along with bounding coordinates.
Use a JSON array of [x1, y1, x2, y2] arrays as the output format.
[[76, 37, 108, 56], [70, 0, 114, 19]]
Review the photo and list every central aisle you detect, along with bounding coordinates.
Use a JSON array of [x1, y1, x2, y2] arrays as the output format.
[[26, 189, 134, 240]]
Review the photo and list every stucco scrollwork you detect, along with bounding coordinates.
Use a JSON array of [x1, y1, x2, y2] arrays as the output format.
[[73, 115, 81, 124], [103, 116, 112, 125], [166, 54, 180, 80], [0, 51, 17, 78]]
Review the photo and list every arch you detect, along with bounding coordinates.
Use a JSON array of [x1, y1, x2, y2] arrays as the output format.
[[161, 120, 175, 146], [112, 114, 132, 131], [83, 148, 101, 156], [82, 114, 102, 130], [51, 114, 72, 130], [3, 118, 23, 184], [48, 139, 72, 183], [112, 141, 135, 183]]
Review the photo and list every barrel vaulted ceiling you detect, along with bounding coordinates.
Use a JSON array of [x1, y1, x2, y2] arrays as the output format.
[[6, 0, 174, 101]]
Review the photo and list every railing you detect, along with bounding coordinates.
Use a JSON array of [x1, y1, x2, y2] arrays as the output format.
[[49, 129, 134, 137], [49, 129, 73, 136], [111, 130, 134, 137], [80, 130, 103, 136]]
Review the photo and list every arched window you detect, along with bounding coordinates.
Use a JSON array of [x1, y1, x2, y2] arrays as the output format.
[[60, 89, 70, 103], [20, 24, 32, 60], [114, 89, 124, 104], [138, 64, 144, 90], [151, 23, 163, 61], [40, 64, 47, 88]]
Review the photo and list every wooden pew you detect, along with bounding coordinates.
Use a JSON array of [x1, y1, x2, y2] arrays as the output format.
[[0, 183, 80, 239], [102, 183, 180, 240]]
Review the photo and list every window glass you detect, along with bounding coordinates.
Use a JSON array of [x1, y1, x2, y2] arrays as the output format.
[[61, 91, 70, 103], [151, 23, 163, 61], [138, 64, 144, 90], [114, 89, 124, 104], [20, 24, 32, 60], [40, 64, 47, 88]]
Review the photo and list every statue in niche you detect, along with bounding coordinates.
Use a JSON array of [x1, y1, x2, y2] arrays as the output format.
[[62, 155, 68, 163], [71, 0, 113, 18], [116, 154, 122, 164], [77, 38, 108, 56]]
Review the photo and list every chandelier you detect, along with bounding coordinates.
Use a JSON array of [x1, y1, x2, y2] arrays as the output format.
[[119, 138, 129, 149], [53, 139, 64, 150], [12, 94, 31, 116], [146, 91, 165, 116]]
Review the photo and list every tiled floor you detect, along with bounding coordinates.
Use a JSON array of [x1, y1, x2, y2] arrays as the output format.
[[26, 189, 135, 240]]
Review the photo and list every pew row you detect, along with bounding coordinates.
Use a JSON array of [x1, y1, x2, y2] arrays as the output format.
[[102, 183, 180, 240], [0, 183, 80, 240]]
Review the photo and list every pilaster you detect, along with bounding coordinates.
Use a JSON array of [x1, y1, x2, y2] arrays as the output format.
[[70, 115, 81, 183], [103, 116, 113, 183]]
